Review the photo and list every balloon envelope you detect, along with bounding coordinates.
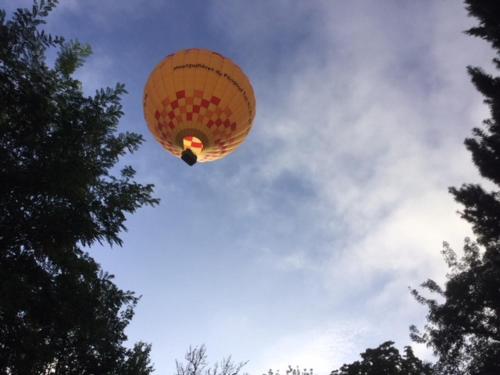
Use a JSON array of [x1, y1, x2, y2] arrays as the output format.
[[144, 49, 256, 164]]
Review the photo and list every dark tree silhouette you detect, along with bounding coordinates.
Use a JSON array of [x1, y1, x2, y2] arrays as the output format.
[[410, 1, 500, 374], [330, 341, 433, 375], [0, 1, 158, 373], [449, 0, 500, 248], [411, 240, 500, 375]]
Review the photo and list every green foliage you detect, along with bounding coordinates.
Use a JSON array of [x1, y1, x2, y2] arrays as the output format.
[[55, 40, 92, 76], [330, 341, 433, 375], [0, 1, 158, 373], [122, 342, 155, 375]]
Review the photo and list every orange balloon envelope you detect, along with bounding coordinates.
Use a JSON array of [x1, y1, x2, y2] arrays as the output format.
[[143, 48, 256, 165]]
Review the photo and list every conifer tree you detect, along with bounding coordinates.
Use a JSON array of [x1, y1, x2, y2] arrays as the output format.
[[411, 1, 500, 374], [449, 0, 500, 248]]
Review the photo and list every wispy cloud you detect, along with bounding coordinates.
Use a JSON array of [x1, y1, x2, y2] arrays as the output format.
[[253, 322, 372, 375], [6, 1, 496, 373], [197, 1, 492, 371]]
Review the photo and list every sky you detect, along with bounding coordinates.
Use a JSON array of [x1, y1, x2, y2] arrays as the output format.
[[3, 0, 497, 373]]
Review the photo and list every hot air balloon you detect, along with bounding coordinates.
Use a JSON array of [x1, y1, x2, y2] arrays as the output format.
[[143, 49, 256, 166]]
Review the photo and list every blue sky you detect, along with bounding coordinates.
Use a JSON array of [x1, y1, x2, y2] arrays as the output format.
[[4, 0, 496, 373]]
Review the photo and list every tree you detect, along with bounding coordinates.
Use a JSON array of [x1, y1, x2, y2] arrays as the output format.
[[330, 341, 433, 375], [411, 240, 500, 375], [175, 345, 248, 375], [410, 1, 500, 374], [449, 0, 500, 248], [122, 342, 155, 375], [0, 1, 158, 373]]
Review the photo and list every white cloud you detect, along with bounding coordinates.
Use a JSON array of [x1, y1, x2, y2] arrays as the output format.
[[250, 322, 371, 375], [50, 0, 167, 25], [7, 0, 495, 372], [200, 1, 493, 371]]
